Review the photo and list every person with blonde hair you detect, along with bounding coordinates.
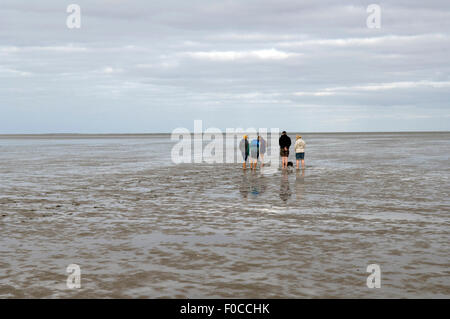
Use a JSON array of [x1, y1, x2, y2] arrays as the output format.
[[295, 135, 306, 169], [239, 135, 250, 169]]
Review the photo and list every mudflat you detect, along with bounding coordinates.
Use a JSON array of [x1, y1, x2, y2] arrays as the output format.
[[0, 132, 449, 298]]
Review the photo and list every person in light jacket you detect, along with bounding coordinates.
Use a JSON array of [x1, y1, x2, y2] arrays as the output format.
[[295, 135, 306, 169], [258, 135, 266, 167]]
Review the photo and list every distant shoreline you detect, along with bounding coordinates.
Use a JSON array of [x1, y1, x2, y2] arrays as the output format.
[[0, 131, 448, 139]]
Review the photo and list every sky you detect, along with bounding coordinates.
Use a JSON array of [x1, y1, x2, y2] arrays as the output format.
[[0, 0, 449, 133]]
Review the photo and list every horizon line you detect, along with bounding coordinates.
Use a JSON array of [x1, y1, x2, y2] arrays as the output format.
[[0, 130, 449, 136]]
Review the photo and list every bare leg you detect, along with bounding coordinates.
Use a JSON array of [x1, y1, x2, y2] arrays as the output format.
[[301, 159, 305, 169], [296, 159, 300, 169]]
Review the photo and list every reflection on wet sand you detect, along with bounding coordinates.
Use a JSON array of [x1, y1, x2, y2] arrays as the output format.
[[295, 169, 305, 200], [279, 170, 291, 202], [239, 169, 267, 199], [240, 168, 304, 202]]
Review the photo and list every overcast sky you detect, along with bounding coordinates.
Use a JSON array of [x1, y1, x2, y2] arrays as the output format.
[[1, 0, 449, 133]]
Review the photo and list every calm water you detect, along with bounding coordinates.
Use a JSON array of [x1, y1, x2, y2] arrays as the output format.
[[0, 132, 449, 298]]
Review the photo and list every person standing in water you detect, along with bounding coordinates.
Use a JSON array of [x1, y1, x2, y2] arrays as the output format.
[[258, 135, 266, 167], [295, 135, 306, 169], [249, 136, 259, 170], [279, 131, 291, 169], [239, 135, 249, 170]]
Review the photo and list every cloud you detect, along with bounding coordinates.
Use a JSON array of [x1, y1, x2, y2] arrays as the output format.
[[293, 92, 336, 97], [0, 45, 89, 53], [0, 66, 32, 77], [183, 49, 300, 61], [294, 81, 450, 96], [100, 66, 124, 74], [347, 81, 450, 91], [136, 61, 179, 69], [278, 34, 448, 48], [0, 0, 449, 132]]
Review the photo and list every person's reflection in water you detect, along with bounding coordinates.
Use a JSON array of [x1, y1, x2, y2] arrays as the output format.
[[249, 170, 266, 197], [239, 169, 249, 199], [279, 170, 292, 202], [295, 169, 305, 200], [239, 170, 266, 199]]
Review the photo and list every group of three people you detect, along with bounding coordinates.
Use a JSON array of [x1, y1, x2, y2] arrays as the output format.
[[240, 131, 306, 170], [240, 135, 266, 170]]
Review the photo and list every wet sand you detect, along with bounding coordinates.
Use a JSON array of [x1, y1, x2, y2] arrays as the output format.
[[0, 133, 449, 298]]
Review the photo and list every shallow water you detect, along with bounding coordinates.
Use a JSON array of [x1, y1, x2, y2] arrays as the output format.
[[0, 132, 449, 298]]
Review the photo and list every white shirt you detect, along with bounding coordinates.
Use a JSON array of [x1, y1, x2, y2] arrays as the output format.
[[295, 138, 306, 153]]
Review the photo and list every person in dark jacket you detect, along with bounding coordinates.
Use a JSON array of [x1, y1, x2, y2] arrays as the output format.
[[239, 135, 250, 170], [279, 131, 291, 169]]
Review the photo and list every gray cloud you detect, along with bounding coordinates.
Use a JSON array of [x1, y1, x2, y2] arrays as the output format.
[[0, 0, 449, 133]]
